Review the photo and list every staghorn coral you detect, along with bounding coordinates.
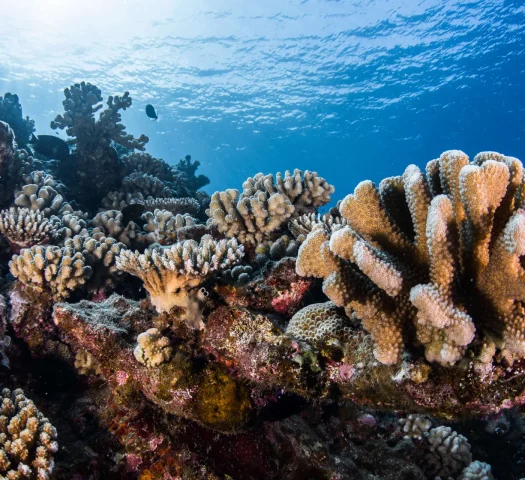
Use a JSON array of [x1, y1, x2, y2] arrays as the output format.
[[459, 461, 494, 480], [297, 150, 525, 366], [0, 93, 35, 147], [50, 82, 149, 208], [398, 414, 432, 440], [133, 328, 173, 367], [424, 426, 472, 478], [116, 235, 244, 321], [0, 387, 58, 480], [207, 169, 334, 246], [0, 208, 59, 249], [285, 301, 352, 345], [10, 234, 126, 300]]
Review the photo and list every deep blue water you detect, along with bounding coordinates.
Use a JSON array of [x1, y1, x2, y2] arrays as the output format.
[[0, 0, 524, 203]]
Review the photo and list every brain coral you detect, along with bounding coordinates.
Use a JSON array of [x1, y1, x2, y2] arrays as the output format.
[[297, 151, 525, 365], [0, 388, 58, 480]]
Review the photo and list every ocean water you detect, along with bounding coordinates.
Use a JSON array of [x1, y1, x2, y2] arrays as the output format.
[[1, 0, 523, 202]]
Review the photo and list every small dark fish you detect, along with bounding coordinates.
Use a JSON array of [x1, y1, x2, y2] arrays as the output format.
[[145, 104, 158, 120], [30, 134, 69, 160], [122, 203, 146, 226]]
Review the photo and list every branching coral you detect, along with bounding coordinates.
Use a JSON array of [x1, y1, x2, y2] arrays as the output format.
[[0, 122, 34, 208], [14, 171, 72, 217], [90, 210, 141, 247], [289, 212, 348, 240], [286, 301, 352, 345], [116, 235, 244, 319], [0, 208, 59, 249], [424, 426, 472, 478], [142, 210, 201, 245], [122, 152, 175, 181], [134, 328, 173, 367], [175, 154, 210, 191], [0, 93, 35, 147], [10, 234, 126, 300], [207, 169, 334, 246], [398, 414, 432, 440], [459, 461, 494, 480], [50, 82, 149, 208], [142, 197, 200, 216], [297, 150, 525, 365], [0, 387, 58, 480]]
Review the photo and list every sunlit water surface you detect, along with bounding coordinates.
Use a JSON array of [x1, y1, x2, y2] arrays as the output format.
[[1, 0, 524, 199]]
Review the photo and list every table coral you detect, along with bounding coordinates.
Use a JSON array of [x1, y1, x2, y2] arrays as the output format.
[[116, 235, 244, 320], [0, 388, 58, 480], [297, 150, 525, 366]]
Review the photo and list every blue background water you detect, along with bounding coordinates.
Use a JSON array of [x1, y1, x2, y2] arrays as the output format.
[[0, 0, 524, 203]]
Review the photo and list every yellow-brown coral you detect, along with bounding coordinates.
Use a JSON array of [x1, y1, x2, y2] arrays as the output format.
[[297, 150, 525, 366]]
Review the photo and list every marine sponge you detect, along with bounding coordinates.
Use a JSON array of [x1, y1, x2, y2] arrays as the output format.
[[285, 301, 351, 345], [0, 208, 59, 249], [424, 426, 472, 478], [297, 151, 525, 365], [207, 169, 334, 246], [0, 387, 58, 480], [134, 328, 173, 367], [116, 235, 244, 317]]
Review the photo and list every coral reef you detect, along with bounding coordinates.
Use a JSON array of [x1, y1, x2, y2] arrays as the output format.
[[297, 150, 525, 366], [0, 388, 57, 480], [207, 169, 334, 246], [1, 86, 524, 479], [116, 235, 244, 319]]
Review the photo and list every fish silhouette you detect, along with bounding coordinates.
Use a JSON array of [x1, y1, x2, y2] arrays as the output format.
[[145, 104, 158, 120]]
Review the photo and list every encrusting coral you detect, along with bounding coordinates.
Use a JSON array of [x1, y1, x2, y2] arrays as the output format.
[[207, 169, 334, 246], [116, 235, 244, 322], [297, 150, 525, 366], [0, 387, 58, 480], [133, 328, 173, 367]]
